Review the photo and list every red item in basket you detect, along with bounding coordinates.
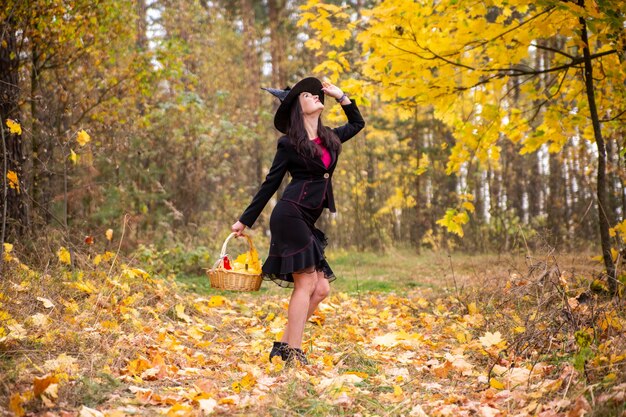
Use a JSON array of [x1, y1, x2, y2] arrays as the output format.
[[223, 255, 232, 270]]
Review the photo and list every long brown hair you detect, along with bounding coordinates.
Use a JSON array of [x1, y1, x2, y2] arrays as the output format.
[[287, 99, 341, 159]]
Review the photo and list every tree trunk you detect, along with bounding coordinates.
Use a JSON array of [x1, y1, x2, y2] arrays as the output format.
[[241, 0, 262, 183], [0, 18, 27, 240], [410, 109, 424, 251], [267, 0, 287, 88], [605, 135, 619, 227], [579, 4, 617, 294], [547, 150, 564, 248]]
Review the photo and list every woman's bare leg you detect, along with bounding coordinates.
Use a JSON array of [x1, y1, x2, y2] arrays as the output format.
[[280, 270, 331, 346], [307, 271, 330, 317], [281, 269, 318, 349]]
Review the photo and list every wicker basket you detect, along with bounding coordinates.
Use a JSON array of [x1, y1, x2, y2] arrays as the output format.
[[207, 233, 262, 292]]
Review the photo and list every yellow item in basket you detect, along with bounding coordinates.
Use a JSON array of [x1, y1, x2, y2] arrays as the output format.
[[232, 249, 261, 274]]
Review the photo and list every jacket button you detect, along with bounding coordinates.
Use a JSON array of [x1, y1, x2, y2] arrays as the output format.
[[323, 173, 329, 179]]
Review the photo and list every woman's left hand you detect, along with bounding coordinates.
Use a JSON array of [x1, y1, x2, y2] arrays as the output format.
[[321, 81, 343, 100]]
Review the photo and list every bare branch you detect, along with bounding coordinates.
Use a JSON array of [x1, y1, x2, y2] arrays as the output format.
[[600, 108, 626, 122], [531, 43, 575, 60], [461, 6, 557, 54], [482, 49, 617, 77]]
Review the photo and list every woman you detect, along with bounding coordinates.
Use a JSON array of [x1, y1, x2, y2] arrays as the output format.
[[231, 77, 365, 365]]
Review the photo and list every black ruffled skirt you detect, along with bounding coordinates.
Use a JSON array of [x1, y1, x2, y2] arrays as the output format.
[[262, 200, 335, 288]]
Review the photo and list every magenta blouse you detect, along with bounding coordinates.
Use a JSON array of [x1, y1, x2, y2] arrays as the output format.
[[312, 137, 331, 168]]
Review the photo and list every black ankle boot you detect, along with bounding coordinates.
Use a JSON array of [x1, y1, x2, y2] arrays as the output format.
[[285, 347, 308, 366], [269, 341, 289, 362]]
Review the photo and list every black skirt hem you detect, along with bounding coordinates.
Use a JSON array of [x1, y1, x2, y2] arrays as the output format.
[[262, 231, 335, 288]]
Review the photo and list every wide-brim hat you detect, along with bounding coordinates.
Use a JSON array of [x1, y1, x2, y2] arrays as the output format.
[[262, 77, 324, 134]]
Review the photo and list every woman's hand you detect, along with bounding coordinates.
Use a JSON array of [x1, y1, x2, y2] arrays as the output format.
[[231, 220, 246, 237], [321, 81, 343, 100], [322, 80, 350, 104]]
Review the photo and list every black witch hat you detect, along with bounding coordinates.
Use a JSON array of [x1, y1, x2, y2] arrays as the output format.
[[262, 77, 324, 134]]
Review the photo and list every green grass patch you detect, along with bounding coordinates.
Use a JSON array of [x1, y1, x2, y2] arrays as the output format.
[[175, 247, 450, 296]]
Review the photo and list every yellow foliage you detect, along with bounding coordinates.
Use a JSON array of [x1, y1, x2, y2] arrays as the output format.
[[7, 170, 19, 193], [9, 393, 26, 417], [489, 378, 505, 390], [69, 149, 78, 165], [57, 247, 71, 265], [436, 208, 468, 237], [479, 331, 506, 349], [6, 119, 22, 135], [207, 295, 227, 307], [232, 249, 261, 274], [76, 129, 91, 146], [610, 220, 626, 239]]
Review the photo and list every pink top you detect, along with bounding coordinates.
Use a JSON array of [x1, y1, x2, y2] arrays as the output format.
[[312, 137, 331, 168]]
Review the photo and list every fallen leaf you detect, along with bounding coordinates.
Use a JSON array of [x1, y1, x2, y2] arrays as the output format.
[[9, 393, 25, 417], [57, 247, 71, 265], [480, 331, 504, 348], [489, 378, 505, 390], [197, 398, 217, 414], [174, 304, 192, 323], [207, 295, 227, 307], [79, 406, 104, 417], [34, 374, 59, 396], [479, 404, 501, 417], [37, 297, 55, 309]]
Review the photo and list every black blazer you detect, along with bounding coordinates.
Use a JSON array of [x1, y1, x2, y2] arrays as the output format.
[[239, 102, 365, 227]]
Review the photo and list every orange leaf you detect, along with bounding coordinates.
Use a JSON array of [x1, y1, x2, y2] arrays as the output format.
[[9, 393, 25, 417], [33, 374, 58, 396]]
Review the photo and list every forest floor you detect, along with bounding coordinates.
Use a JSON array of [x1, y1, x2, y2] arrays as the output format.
[[1, 247, 625, 416]]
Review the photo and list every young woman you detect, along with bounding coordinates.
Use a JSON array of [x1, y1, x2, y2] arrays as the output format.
[[231, 77, 365, 365]]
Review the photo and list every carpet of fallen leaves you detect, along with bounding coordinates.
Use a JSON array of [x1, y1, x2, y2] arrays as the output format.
[[1, 244, 625, 417]]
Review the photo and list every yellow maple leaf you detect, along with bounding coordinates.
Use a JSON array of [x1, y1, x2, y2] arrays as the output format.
[[232, 249, 261, 274], [7, 170, 19, 193], [462, 201, 475, 213], [609, 220, 626, 239], [489, 378, 505, 390], [101, 251, 115, 261], [479, 331, 504, 348], [76, 129, 91, 146], [6, 119, 22, 135], [174, 304, 192, 323], [69, 279, 97, 294], [232, 372, 256, 393], [207, 295, 226, 307], [373, 332, 399, 347], [467, 302, 478, 315], [57, 247, 71, 265], [167, 403, 193, 417]]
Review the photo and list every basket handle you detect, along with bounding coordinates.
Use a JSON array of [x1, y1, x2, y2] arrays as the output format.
[[219, 232, 256, 258], [210, 233, 258, 271]]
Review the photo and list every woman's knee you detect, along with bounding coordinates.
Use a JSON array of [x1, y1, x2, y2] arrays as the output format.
[[313, 274, 330, 300], [293, 269, 318, 296]]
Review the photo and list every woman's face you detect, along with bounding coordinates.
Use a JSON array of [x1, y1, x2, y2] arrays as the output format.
[[298, 91, 324, 116]]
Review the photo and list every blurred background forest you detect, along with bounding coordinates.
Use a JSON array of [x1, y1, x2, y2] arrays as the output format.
[[1, 0, 625, 280]]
